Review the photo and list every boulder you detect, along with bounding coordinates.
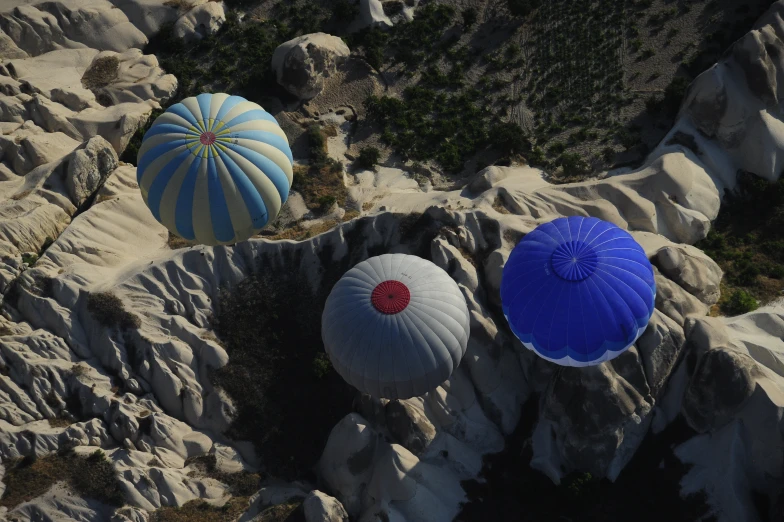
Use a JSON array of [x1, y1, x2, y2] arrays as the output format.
[[681, 317, 764, 434], [271, 33, 350, 101], [385, 399, 436, 456], [64, 135, 119, 207], [654, 244, 723, 306], [653, 269, 709, 326], [532, 348, 654, 481], [636, 309, 686, 398], [682, 346, 761, 433], [303, 490, 349, 522], [468, 165, 514, 193], [172, 1, 225, 43]]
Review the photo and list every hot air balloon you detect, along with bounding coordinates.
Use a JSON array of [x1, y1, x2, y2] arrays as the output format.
[[321, 254, 470, 400], [136, 93, 293, 246], [501, 216, 656, 367]]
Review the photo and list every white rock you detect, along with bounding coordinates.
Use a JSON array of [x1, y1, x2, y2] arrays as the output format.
[[0, 0, 147, 57], [173, 1, 225, 43], [304, 490, 348, 522], [359, 0, 392, 29], [272, 33, 350, 100]]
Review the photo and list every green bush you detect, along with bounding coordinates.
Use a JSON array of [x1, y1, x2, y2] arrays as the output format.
[[558, 152, 590, 177], [490, 122, 531, 157], [357, 146, 381, 170], [527, 146, 546, 166], [317, 195, 337, 210], [722, 290, 758, 316], [547, 142, 566, 156], [312, 353, 332, 379]]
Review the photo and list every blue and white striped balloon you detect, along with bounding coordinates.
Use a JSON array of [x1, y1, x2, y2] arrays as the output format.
[[136, 93, 294, 246]]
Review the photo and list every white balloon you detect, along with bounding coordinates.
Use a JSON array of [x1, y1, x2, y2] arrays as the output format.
[[322, 254, 470, 400]]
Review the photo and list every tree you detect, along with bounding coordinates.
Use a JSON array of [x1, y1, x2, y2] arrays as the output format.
[[490, 122, 531, 157], [357, 146, 381, 170], [559, 152, 590, 177]]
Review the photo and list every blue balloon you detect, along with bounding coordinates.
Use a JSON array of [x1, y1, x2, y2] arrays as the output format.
[[501, 216, 656, 367]]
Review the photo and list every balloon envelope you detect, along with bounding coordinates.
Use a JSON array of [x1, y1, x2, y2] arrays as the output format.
[[501, 216, 656, 367], [137, 93, 293, 246], [322, 254, 470, 400]]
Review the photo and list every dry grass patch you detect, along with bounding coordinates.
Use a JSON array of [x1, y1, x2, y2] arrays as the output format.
[[86, 292, 141, 330], [266, 219, 340, 242], [184, 454, 261, 497], [150, 497, 251, 522], [503, 229, 524, 245], [492, 196, 511, 214], [81, 56, 120, 90], [168, 231, 197, 250], [163, 0, 194, 12], [342, 210, 360, 222], [256, 500, 306, 521], [47, 418, 72, 428], [10, 190, 31, 201], [0, 450, 124, 509]]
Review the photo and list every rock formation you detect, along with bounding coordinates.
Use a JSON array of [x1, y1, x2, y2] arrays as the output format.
[[0, 1, 782, 522], [272, 33, 351, 101]]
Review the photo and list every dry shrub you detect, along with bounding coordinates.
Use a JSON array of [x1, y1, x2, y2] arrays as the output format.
[[87, 292, 141, 330]]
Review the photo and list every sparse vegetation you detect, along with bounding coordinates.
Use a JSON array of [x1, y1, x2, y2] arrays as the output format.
[[150, 498, 256, 522], [0, 450, 124, 509], [211, 269, 354, 480], [293, 125, 347, 213], [312, 352, 332, 379], [168, 231, 196, 249], [87, 292, 141, 330], [185, 454, 261, 497], [722, 289, 758, 316], [697, 171, 784, 313]]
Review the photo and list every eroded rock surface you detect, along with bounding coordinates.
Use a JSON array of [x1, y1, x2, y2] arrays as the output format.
[[272, 33, 351, 101], [0, 2, 783, 522]]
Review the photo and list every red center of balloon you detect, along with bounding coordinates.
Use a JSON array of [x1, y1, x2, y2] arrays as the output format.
[[371, 280, 411, 314], [200, 132, 216, 146]]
